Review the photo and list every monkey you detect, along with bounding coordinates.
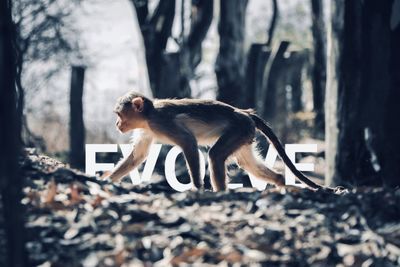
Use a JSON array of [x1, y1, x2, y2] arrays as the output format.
[[107, 91, 338, 193]]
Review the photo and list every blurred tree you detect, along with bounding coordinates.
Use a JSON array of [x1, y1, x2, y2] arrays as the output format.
[[326, 0, 400, 186], [286, 50, 308, 113], [12, 0, 79, 147], [244, 44, 271, 109], [69, 66, 86, 170], [0, 0, 27, 265], [258, 41, 290, 140], [244, 0, 278, 109], [259, 41, 289, 118], [180, 0, 213, 94], [131, 0, 212, 98], [216, 0, 248, 107], [131, 0, 177, 97], [310, 0, 326, 137]]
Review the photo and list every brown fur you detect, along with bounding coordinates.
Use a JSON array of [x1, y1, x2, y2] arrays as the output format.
[[108, 91, 333, 192]]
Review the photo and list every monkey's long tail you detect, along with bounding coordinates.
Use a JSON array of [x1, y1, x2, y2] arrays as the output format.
[[250, 113, 327, 191]]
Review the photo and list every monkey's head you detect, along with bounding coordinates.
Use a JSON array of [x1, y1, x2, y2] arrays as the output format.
[[113, 92, 153, 133]]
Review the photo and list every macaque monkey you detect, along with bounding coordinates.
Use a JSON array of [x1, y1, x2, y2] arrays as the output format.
[[107, 91, 335, 192]]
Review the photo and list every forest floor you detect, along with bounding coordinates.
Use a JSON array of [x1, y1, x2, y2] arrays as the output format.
[[15, 149, 400, 266]]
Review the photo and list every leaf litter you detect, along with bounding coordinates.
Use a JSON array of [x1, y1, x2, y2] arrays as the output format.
[[16, 149, 400, 266]]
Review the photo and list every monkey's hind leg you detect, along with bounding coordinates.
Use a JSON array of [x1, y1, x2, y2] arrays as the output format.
[[208, 130, 253, 191], [234, 145, 285, 187]]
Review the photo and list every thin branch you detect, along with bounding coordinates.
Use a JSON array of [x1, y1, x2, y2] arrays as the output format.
[[187, 0, 213, 50], [131, 0, 149, 29], [266, 0, 278, 47]]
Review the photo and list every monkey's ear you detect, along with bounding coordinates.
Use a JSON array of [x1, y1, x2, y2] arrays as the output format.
[[132, 97, 144, 112]]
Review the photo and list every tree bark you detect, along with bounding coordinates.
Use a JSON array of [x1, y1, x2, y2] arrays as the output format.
[[244, 44, 271, 109], [244, 0, 278, 109], [216, 0, 248, 107], [179, 0, 214, 97], [257, 41, 290, 140], [157, 52, 182, 98], [384, 1, 400, 187], [0, 0, 27, 265], [326, 0, 400, 186], [310, 0, 326, 136], [132, 0, 212, 99], [131, 0, 178, 98], [258, 41, 289, 117], [286, 50, 307, 113], [69, 66, 86, 170], [325, 1, 343, 186], [187, 0, 213, 69]]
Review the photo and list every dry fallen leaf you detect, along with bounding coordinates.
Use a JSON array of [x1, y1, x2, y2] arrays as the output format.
[[114, 249, 127, 266], [170, 248, 207, 265], [91, 195, 105, 208], [25, 190, 41, 206], [69, 183, 83, 205], [44, 179, 57, 204], [218, 251, 243, 263]]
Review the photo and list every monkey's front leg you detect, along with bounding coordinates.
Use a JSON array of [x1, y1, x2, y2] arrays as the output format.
[[108, 133, 153, 183]]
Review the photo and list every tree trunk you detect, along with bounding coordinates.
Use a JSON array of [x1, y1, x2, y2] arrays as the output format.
[[286, 50, 307, 113], [244, 0, 278, 109], [325, 1, 342, 186], [216, 0, 248, 107], [132, 0, 212, 99], [258, 41, 290, 140], [179, 0, 214, 97], [310, 0, 326, 136], [384, 1, 400, 187], [244, 44, 271, 109], [0, 0, 27, 265], [131, 0, 178, 98], [69, 66, 86, 170], [158, 52, 182, 98], [187, 0, 213, 69], [326, 0, 400, 186], [258, 41, 289, 117]]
